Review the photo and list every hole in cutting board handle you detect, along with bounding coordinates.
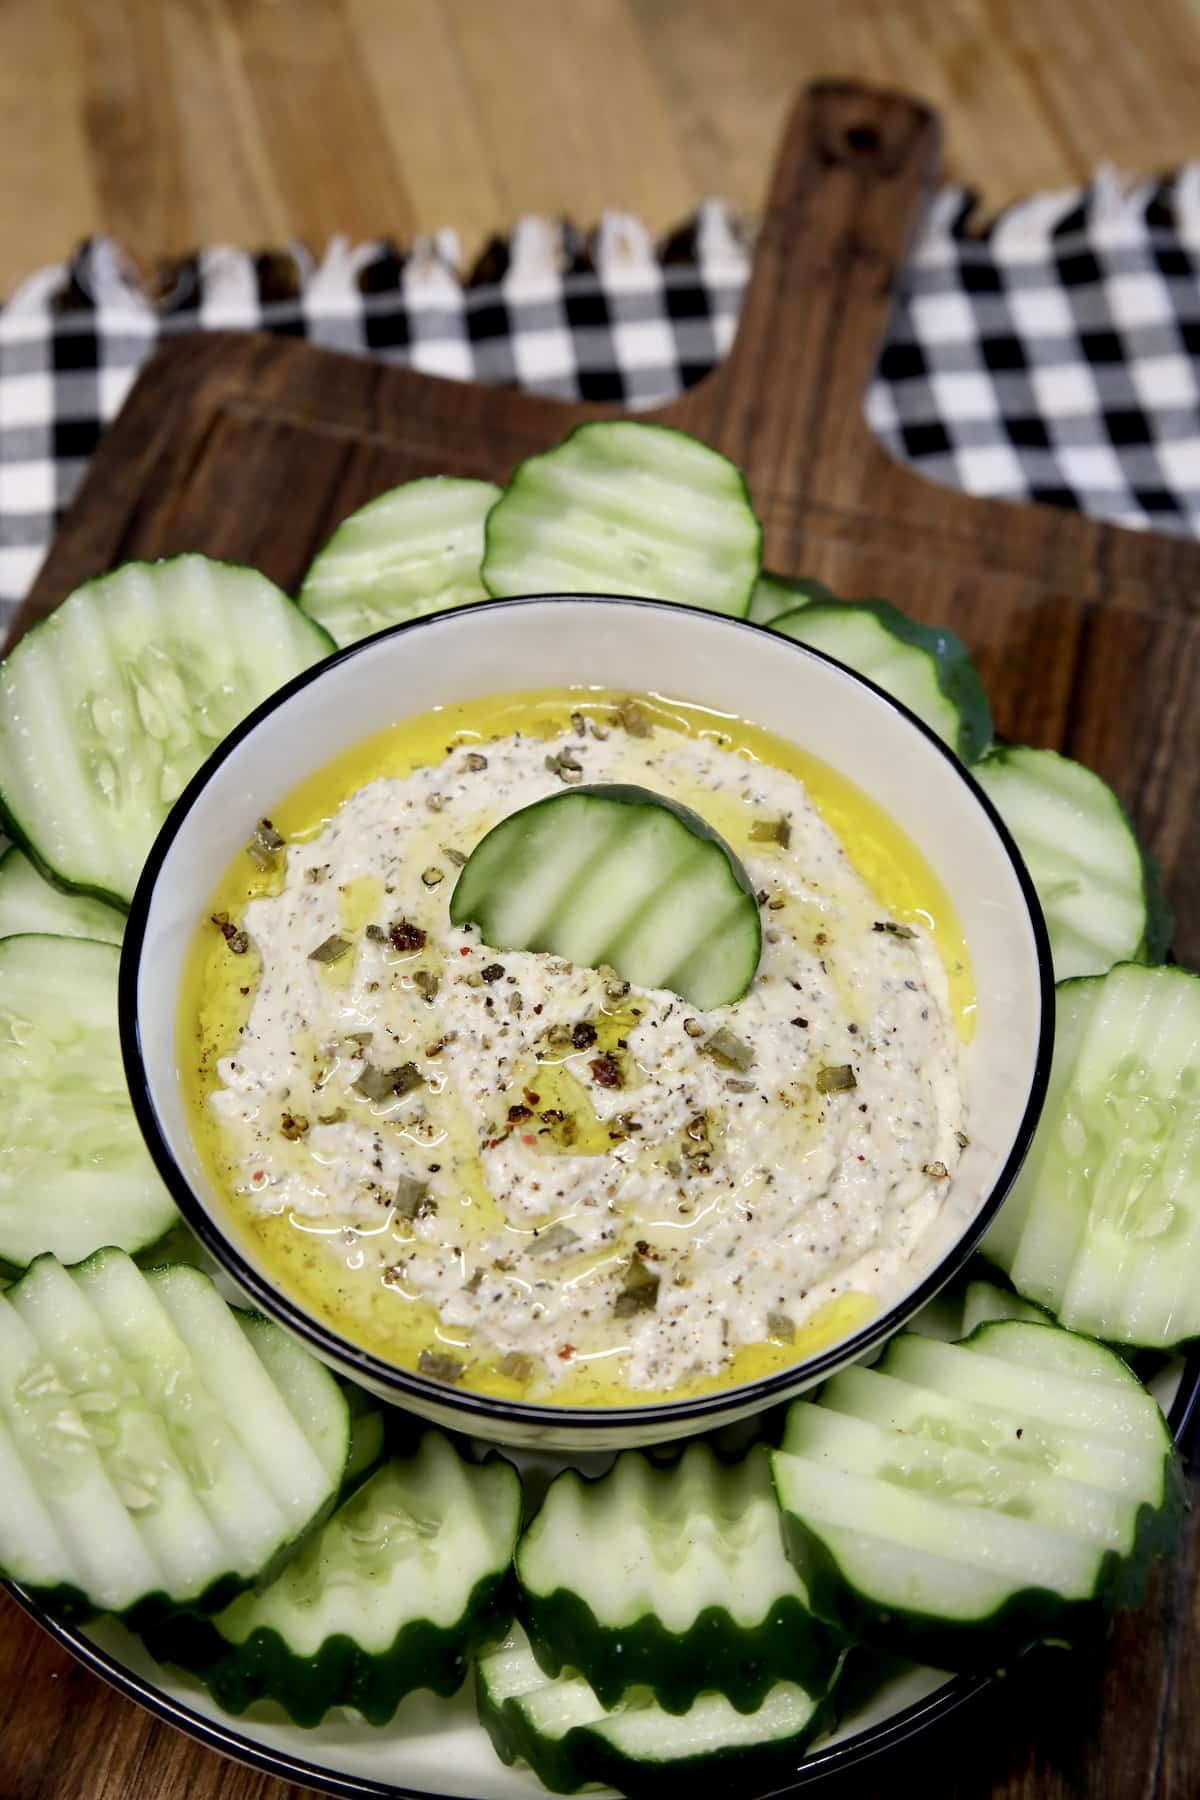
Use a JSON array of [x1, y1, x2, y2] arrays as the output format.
[[845, 123, 881, 154]]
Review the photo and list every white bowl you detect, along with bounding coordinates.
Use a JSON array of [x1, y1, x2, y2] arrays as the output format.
[[121, 596, 1053, 1450]]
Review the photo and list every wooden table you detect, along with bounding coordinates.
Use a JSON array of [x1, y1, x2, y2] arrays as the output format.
[[4, 0, 1200, 295], [1, 72, 1199, 1800]]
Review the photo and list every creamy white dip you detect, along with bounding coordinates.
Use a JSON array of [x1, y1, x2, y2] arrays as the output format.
[[210, 719, 965, 1394]]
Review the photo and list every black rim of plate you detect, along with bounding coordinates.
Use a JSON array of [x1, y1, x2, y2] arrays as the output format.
[[117, 593, 1058, 1432], [7, 1346, 1199, 1799]]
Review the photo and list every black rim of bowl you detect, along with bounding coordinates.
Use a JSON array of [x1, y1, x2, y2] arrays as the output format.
[[118, 594, 1057, 1431]]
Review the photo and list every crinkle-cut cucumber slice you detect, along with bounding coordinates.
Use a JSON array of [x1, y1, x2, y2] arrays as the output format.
[[477, 1623, 840, 1797], [449, 781, 761, 1009], [975, 746, 1163, 980], [299, 476, 502, 647], [962, 1279, 1053, 1336], [747, 571, 833, 626], [771, 597, 993, 763], [0, 847, 123, 945], [0, 556, 333, 907], [0, 1249, 347, 1624], [144, 1432, 521, 1726], [772, 1319, 1180, 1670], [0, 934, 176, 1268], [516, 1441, 845, 1715], [481, 421, 761, 617], [982, 963, 1200, 1349]]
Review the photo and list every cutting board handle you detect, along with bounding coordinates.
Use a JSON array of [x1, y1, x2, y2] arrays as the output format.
[[697, 82, 940, 512]]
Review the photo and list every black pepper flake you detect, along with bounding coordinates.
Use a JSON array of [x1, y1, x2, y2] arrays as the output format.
[[481, 962, 506, 984], [874, 920, 917, 939], [280, 1113, 309, 1140], [464, 752, 488, 771], [211, 912, 250, 955], [389, 918, 427, 953], [507, 1104, 532, 1123], [790, 1016, 809, 1030], [572, 1020, 598, 1049]]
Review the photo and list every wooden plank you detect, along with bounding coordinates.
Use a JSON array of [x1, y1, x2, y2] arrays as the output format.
[[11, 0, 1200, 292], [2, 79, 1198, 1800]]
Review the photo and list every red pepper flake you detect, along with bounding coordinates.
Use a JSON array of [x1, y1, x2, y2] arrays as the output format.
[[557, 1343, 576, 1361], [389, 918, 427, 953], [522, 1133, 536, 1146], [589, 1053, 623, 1089], [857, 1154, 866, 1162], [460, 946, 471, 957]]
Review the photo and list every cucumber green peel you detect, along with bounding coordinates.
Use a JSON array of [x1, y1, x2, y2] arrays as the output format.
[[772, 1319, 1182, 1671], [747, 571, 834, 626], [772, 596, 993, 764], [516, 1441, 846, 1715], [144, 1433, 521, 1727], [449, 782, 762, 1009], [477, 1623, 842, 1798]]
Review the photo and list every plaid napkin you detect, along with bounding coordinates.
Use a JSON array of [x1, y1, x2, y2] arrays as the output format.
[[4, 170, 1200, 633]]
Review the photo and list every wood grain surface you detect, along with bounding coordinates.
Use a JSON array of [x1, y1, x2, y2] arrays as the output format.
[[6, 0, 1200, 294], [3, 80, 1199, 1800]]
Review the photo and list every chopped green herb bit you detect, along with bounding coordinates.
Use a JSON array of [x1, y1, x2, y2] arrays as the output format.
[[614, 1256, 660, 1317], [702, 1027, 754, 1072], [616, 696, 653, 737], [412, 969, 440, 1002], [354, 1061, 425, 1102], [545, 749, 584, 784], [749, 816, 792, 848], [816, 1063, 857, 1094], [246, 818, 286, 869], [443, 846, 468, 867], [309, 933, 351, 965], [873, 920, 916, 939], [394, 1175, 430, 1217], [534, 1223, 581, 1256], [417, 1349, 465, 1384], [767, 1310, 795, 1342], [498, 1351, 532, 1383]]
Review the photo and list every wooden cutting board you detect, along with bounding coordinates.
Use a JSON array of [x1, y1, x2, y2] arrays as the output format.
[[2, 81, 1198, 1800]]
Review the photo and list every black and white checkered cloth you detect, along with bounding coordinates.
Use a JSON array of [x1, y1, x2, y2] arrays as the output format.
[[4, 170, 1200, 631]]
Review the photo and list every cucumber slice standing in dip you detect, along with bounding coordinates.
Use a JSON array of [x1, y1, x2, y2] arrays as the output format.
[[449, 783, 762, 1009]]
